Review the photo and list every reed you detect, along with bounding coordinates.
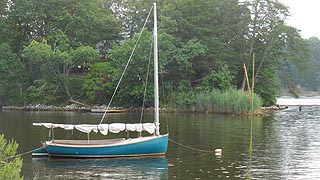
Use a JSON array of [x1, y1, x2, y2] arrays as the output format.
[[194, 89, 262, 114]]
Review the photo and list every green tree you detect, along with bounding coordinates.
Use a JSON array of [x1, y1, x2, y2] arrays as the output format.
[[4, 0, 121, 105], [0, 43, 23, 105], [0, 134, 23, 180], [108, 27, 206, 107], [293, 37, 320, 91], [0, 0, 313, 107], [83, 62, 113, 104], [22, 39, 100, 104], [163, 0, 249, 78], [8, 0, 121, 53], [0, 0, 11, 44], [239, 0, 309, 104], [108, 31, 155, 107], [199, 64, 234, 92]]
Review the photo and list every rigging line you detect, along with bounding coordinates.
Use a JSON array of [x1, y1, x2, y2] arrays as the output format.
[[168, 138, 213, 153], [160, 68, 166, 110], [158, 49, 168, 134], [99, 6, 154, 125], [140, 38, 154, 124]]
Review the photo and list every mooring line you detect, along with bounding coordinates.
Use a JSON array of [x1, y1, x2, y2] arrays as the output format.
[[169, 138, 213, 153], [2, 146, 44, 161]]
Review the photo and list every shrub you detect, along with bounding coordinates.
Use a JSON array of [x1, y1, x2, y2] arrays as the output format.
[[0, 134, 23, 180]]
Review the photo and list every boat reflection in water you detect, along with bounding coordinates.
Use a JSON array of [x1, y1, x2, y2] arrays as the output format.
[[32, 157, 168, 179]]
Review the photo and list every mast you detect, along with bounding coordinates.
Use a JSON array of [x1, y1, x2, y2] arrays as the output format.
[[153, 3, 160, 136]]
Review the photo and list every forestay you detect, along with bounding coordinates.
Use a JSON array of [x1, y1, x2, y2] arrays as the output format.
[[33, 123, 156, 135]]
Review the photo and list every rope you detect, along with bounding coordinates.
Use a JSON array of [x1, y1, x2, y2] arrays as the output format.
[[169, 138, 213, 153], [99, 5, 154, 125], [1, 146, 44, 161]]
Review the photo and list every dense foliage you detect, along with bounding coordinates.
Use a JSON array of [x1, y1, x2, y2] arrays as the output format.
[[0, 134, 23, 180], [0, 0, 314, 109]]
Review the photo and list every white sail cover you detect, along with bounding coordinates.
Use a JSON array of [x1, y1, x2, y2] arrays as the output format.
[[33, 123, 156, 135], [109, 123, 126, 133]]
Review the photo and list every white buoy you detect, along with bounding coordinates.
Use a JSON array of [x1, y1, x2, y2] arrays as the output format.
[[215, 148, 222, 157], [215, 148, 222, 153]]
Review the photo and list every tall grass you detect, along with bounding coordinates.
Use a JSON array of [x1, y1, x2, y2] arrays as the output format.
[[194, 89, 262, 114]]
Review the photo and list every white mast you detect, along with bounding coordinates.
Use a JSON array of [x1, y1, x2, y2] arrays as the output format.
[[153, 3, 160, 136]]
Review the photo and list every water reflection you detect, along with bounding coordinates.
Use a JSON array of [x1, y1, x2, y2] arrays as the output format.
[[31, 157, 168, 180], [273, 106, 320, 179], [2, 108, 320, 179]]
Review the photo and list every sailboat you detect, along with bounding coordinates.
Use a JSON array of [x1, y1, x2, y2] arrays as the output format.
[[32, 3, 168, 158]]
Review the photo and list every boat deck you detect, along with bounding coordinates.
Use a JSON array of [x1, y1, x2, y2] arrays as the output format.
[[52, 138, 126, 145]]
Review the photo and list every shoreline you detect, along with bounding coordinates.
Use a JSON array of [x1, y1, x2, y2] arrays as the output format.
[[1, 104, 285, 116], [1, 104, 127, 113], [2, 104, 91, 112]]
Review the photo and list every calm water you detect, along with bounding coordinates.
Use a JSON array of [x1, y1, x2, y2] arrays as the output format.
[[1, 106, 320, 179]]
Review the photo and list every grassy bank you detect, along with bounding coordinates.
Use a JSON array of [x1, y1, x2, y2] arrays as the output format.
[[194, 89, 263, 114]]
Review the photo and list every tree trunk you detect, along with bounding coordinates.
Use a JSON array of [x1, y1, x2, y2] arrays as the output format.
[[53, 71, 72, 100], [241, 2, 259, 91]]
